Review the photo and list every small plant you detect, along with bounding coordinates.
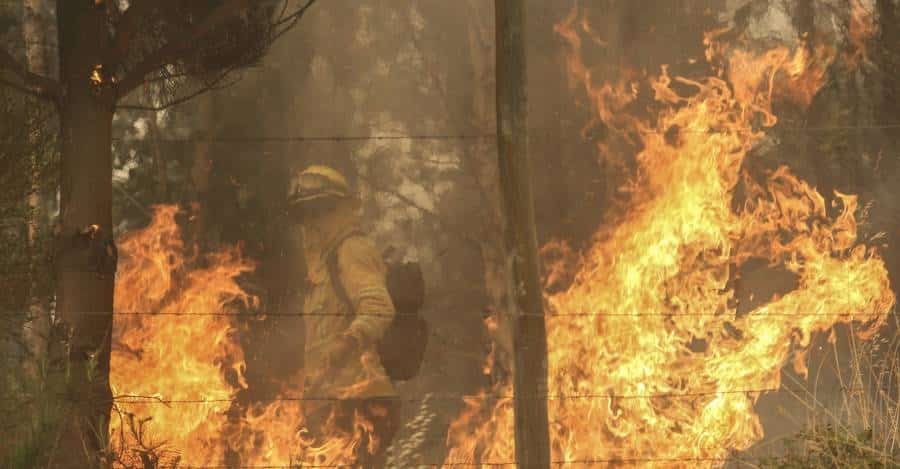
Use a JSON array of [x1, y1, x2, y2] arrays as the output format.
[[108, 406, 182, 469], [757, 311, 900, 468], [1, 357, 64, 469], [386, 393, 437, 467], [759, 426, 887, 468]]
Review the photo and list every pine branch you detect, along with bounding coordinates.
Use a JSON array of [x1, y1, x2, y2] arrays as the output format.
[[116, 64, 240, 112], [114, 0, 318, 99], [114, 0, 252, 98]]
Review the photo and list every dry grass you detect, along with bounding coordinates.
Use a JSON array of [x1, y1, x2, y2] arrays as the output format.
[[386, 392, 437, 467], [748, 310, 900, 468]]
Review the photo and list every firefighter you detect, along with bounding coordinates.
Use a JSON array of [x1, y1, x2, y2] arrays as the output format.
[[287, 164, 400, 467]]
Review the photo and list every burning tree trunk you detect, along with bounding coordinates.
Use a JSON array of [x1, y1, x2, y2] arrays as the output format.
[[50, 3, 117, 466], [494, 1, 551, 466]]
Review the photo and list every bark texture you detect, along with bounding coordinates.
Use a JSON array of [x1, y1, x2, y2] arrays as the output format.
[[495, 1, 551, 466], [50, 1, 116, 466]]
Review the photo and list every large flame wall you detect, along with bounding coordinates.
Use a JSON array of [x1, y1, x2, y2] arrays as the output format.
[[445, 8, 895, 467]]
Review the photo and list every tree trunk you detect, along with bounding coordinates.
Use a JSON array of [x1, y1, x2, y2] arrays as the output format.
[[494, 1, 551, 467], [50, 1, 116, 466], [21, 0, 54, 378]]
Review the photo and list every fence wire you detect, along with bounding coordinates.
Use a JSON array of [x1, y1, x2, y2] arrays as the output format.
[[108, 385, 863, 405], [174, 458, 733, 468], [0, 122, 899, 147], [2, 125, 897, 467], [2, 384, 874, 406], [0, 310, 888, 318], [147, 452, 898, 468]]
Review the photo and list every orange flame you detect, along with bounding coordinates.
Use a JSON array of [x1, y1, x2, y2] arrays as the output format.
[[225, 371, 379, 467], [111, 205, 255, 467], [444, 8, 894, 467], [846, 0, 875, 69], [111, 205, 374, 466]]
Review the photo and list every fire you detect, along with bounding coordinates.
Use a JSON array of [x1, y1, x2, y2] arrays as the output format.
[[111, 205, 255, 467], [445, 317, 515, 465], [111, 205, 373, 467], [846, 0, 875, 69], [444, 7, 895, 468], [224, 373, 375, 467]]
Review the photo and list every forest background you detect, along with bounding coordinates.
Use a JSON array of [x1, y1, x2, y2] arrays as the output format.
[[1, 0, 899, 466]]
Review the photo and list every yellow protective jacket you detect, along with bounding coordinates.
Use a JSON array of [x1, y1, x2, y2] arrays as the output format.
[[301, 220, 398, 402]]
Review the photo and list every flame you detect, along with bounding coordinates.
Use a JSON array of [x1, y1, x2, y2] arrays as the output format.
[[776, 42, 835, 108], [111, 205, 374, 466], [111, 205, 255, 467], [445, 317, 515, 465], [444, 8, 894, 467], [225, 372, 378, 467], [846, 0, 875, 69]]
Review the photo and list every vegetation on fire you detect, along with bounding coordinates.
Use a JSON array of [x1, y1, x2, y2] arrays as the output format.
[[759, 312, 900, 468], [1, 0, 900, 467]]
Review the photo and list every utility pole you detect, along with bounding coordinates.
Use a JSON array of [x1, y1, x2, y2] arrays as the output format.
[[494, 1, 551, 467]]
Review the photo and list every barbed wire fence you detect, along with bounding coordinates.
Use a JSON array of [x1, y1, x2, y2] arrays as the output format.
[[0, 124, 898, 467], [1, 308, 896, 467], [3, 0, 900, 459]]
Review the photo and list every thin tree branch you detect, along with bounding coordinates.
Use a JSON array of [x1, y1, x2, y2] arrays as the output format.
[[0, 48, 60, 101], [112, 182, 152, 219], [356, 172, 482, 246], [116, 0, 317, 110], [271, 0, 318, 29], [114, 0, 252, 97], [0, 76, 48, 100], [275, 0, 291, 24], [268, 0, 317, 45], [115, 0, 317, 98], [112, 0, 158, 66], [116, 66, 240, 112], [138, 71, 190, 86]]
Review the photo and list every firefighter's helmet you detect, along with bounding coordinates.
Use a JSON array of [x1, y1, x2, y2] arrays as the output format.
[[287, 165, 351, 206]]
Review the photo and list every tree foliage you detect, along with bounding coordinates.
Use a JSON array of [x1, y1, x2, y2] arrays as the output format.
[[113, 0, 315, 109]]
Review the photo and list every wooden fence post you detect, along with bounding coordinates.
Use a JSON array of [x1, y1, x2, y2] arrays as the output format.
[[495, 1, 551, 466]]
